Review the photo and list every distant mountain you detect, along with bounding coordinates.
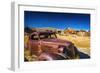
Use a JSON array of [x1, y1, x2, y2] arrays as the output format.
[[37, 27, 59, 31]]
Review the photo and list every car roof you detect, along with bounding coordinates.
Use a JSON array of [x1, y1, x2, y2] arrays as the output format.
[[32, 30, 55, 34], [30, 30, 56, 36]]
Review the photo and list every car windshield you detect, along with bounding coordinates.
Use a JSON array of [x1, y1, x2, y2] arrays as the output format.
[[39, 32, 57, 39], [31, 34, 39, 40]]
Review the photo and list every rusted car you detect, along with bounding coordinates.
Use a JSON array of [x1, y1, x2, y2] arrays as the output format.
[[26, 30, 79, 61]]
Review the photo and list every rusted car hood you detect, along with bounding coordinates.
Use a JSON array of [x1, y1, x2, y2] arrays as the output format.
[[42, 38, 72, 46]]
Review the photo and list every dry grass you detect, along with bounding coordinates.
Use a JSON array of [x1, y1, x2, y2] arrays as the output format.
[[56, 34, 90, 48], [56, 34, 90, 55]]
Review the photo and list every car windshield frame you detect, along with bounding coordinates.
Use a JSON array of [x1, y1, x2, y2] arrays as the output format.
[[39, 32, 57, 39], [30, 33, 39, 40]]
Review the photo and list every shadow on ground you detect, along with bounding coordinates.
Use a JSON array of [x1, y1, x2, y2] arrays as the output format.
[[79, 52, 90, 59]]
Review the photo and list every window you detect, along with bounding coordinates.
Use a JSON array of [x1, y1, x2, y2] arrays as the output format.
[[31, 34, 39, 40]]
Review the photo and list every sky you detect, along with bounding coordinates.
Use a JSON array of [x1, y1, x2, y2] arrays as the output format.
[[24, 11, 90, 31]]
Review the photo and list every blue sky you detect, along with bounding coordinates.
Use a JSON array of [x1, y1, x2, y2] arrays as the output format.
[[24, 11, 90, 30]]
